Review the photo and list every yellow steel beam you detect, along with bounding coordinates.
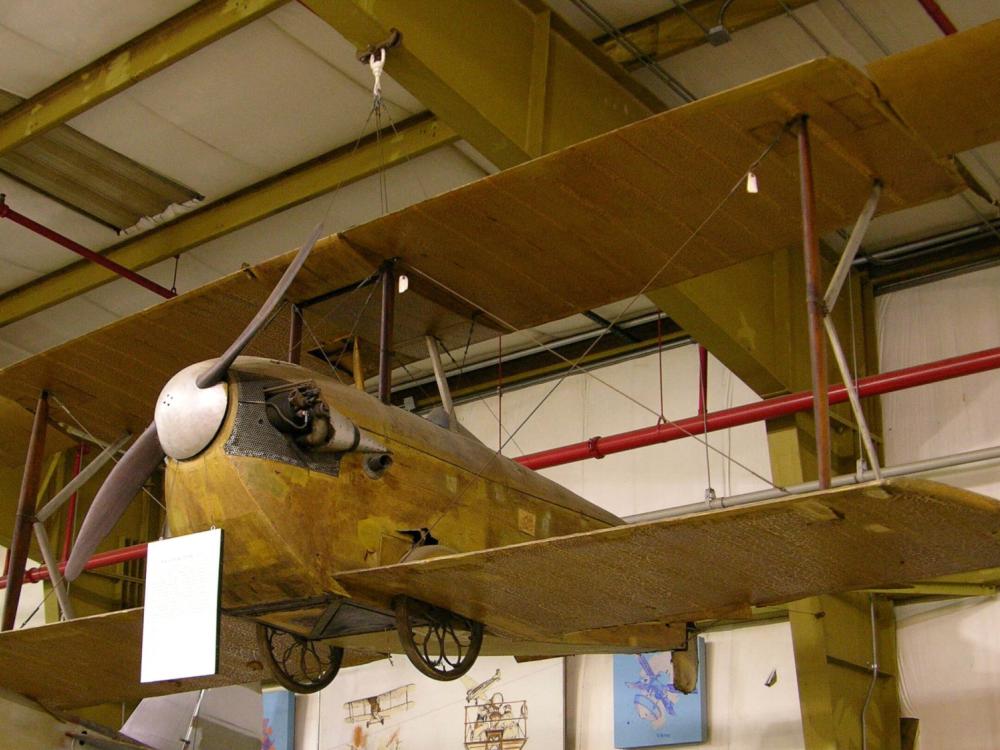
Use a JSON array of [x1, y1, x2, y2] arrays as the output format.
[[790, 593, 901, 750], [302, 0, 661, 169], [0, 0, 288, 156], [648, 247, 878, 399], [0, 115, 456, 326], [597, 0, 818, 68]]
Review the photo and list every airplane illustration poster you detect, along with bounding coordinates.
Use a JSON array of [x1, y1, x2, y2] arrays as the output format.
[[311, 655, 563, 750], [613, 639, 707, 747]]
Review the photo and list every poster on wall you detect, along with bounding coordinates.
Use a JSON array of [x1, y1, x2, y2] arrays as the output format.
[[317, 655, 564, 750], [613, 639, 707, 748], [263, 688, 295, 750]]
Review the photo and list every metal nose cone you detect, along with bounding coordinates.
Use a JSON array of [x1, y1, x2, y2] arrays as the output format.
[[154, 360, 229, 460]]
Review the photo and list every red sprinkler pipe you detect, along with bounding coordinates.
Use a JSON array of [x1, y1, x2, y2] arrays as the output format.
[[0, 195, 175, 300], [916, 0, 958, 35], [0, 543, 148, 591], [516, 346, 1000, 470]]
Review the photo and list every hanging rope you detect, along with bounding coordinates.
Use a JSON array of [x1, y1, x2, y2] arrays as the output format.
[[49, 394, 165, 511], [368, 47, 391, 216]]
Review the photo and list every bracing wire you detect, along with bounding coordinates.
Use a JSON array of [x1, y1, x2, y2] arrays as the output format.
[[425, 127, 793, 529], [700, 351, 713, 496], [18, 586, 56, 629], [49, 394, 165, 512], [490, 123, 793, 458]]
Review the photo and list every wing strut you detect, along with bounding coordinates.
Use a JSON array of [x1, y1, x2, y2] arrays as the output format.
[[425, 336, 454, 416], [378, 260, 397, 404], [2, 391, 49, 631]]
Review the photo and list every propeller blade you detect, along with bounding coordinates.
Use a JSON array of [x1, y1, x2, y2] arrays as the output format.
[[65, 422, 165, 581], [197, 222, 324, 388]]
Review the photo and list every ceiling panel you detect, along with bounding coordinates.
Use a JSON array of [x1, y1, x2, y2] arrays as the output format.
[[0, 0, 194, 96]]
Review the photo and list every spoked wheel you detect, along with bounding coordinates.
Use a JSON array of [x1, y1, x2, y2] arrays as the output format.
[[256, 623, 344, 693], [393, 596, 484, 681]]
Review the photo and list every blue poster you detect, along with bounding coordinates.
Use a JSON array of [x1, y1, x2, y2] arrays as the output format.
[[262, 689, 295, 750], [613, 639, 706, 748]]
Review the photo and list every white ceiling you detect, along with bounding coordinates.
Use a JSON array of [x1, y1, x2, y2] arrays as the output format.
[[0, 0, 998, 373]]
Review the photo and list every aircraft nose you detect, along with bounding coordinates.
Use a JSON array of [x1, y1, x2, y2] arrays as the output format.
[[154, 360, 229, 460]]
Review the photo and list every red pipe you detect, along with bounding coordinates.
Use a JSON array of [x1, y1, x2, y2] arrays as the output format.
[[60, 444, 87, 564], [0, 196, 176, 300], [0, 543, 148, 591], [516, 346, 1000, 470], [916, 0, 958, 35]]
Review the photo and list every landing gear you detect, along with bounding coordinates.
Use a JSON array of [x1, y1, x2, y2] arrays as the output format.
[[393, 596, 483, 680], [256, 623, 344, 693]]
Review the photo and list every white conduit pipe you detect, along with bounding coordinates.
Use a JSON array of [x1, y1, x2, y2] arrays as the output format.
[[625, 445, 1000, 523]]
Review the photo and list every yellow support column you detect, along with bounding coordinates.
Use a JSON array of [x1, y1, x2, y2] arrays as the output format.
[[653, 239, 895, 748], [764, 346, 899, 750], [789, 594, 900, 750]]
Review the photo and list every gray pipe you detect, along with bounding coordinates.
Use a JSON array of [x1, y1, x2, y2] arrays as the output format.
[[625, 445, 1000, 523]]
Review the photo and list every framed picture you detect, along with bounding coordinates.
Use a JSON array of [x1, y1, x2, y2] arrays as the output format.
[[263, 688, 296, 750], [613, 639, 707, 747]]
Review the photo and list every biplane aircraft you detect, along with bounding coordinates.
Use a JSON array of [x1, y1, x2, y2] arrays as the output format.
[[344, 684, 415, 727], [1, 21, 1000, 713]]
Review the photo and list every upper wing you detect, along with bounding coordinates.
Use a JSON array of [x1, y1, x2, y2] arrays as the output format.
[[334, 479, 1000, 642], [0, 394, 74, 467], [0, 55, 970, 441], [867, 18, 1000, 158]]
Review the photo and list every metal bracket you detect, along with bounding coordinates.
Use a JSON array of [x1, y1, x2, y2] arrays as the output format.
[[358, 28, 402, 63], [704, 487, 723, 510], [587, 436, 605, 459]]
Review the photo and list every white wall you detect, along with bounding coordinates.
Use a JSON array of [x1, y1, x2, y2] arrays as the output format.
[[878, 265, 1000, 749], [567, 622, 804, 750], [0, 547, 47, 629], [454, 344, 774, 518]]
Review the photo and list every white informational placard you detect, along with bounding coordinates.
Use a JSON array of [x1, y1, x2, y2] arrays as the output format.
[[140, 528, 223, 683]]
